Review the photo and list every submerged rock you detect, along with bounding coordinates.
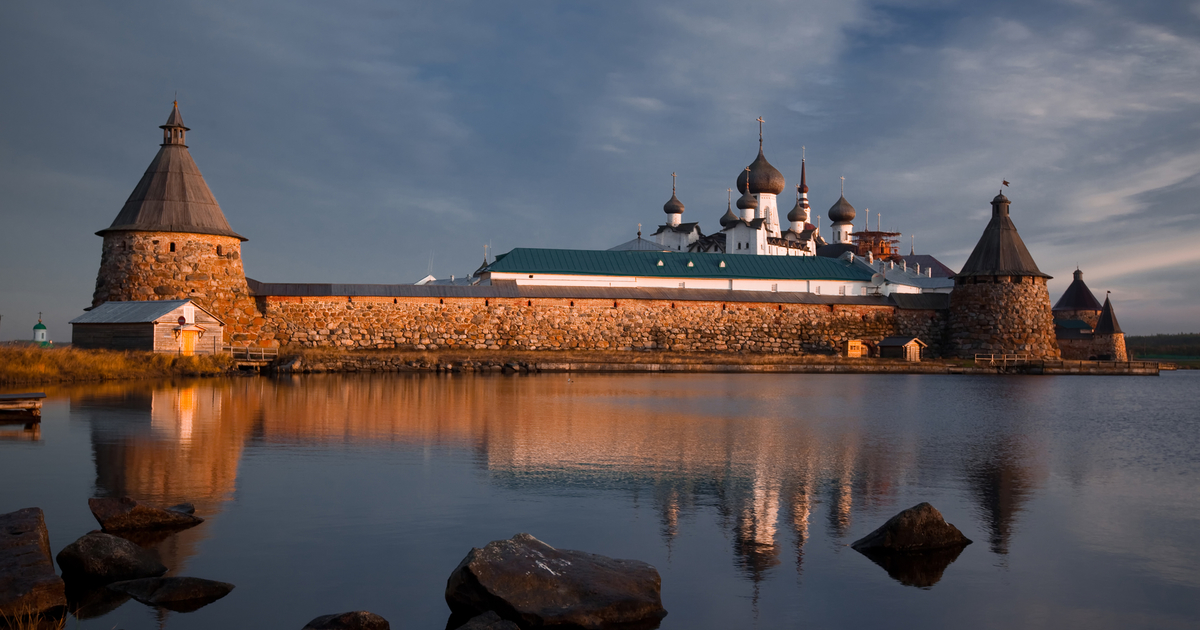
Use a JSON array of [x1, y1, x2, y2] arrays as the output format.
[[107, 577, 234, 613], [88, 497, 204, 531], [301, 610, 390, 629], [452, 610, 520, 630], [55, 532, 166, 583], [850, 502, 972, 552], [0, 508, 66, 617], [446, 533, 667, 630]]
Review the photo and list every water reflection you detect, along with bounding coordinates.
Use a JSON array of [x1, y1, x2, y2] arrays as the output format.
[[72, 374, 1052, 589]]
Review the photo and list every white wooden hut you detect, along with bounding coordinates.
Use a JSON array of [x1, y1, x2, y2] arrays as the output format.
[[878, 336, 927, 362], [70, 300, 224, 355]]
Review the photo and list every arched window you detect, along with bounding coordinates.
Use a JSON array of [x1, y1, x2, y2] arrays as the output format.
[[216, 245, 223, 255], [169, 242, 176, 252]]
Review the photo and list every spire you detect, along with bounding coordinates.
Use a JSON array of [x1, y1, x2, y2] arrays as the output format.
[[799, 158, 808, 194], [663, 172, 685, 215], [160, 101, 189, 146], [1095, 293, 1123, 334]]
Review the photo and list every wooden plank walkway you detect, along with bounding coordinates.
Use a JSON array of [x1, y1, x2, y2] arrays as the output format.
[[0, 393, 46, 421]]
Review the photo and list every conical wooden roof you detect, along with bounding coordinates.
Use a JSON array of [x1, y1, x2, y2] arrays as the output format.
[[1053, 269, 1102, 311], [1095, 295, 1122, 334], [957, 192, 1047, 278], [98, 104, 245, 241]]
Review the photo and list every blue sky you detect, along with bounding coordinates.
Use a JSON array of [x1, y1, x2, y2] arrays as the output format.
[[2, 0, 1198, 339]]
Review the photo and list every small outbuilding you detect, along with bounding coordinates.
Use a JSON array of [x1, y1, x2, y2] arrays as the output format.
[[844, 339, 866, 358], [878, 336, 927, 362], [70, 300, 224, 355]]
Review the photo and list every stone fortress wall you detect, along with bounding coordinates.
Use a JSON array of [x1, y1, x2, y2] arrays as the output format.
[[948, 276, 1060, 359], [254, 295, 949, 357], [92, 231, 263, 346], [1058, 334, 1126, 361]]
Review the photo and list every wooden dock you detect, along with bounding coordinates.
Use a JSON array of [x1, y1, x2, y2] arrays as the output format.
[[0, 393, 46, 422]]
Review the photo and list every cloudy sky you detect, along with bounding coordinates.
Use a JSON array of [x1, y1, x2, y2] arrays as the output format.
[[2, 0, 1198, 339]]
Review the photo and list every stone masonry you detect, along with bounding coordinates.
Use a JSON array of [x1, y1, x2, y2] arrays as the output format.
[[258, 295, 948, 356], [948, 276, 1060, 359], [92, 231, 262, 346]]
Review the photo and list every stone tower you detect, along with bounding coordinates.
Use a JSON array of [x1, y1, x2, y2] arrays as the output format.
[[948, 192, 1060, 359], [92, 102, 262, 347], [1052, 269, 1103, 327]]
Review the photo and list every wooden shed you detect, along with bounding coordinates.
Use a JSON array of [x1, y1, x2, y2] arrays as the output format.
[[878, 336, 927, 362], [70, 300, 224, 355], [844, 339, 866, 358]]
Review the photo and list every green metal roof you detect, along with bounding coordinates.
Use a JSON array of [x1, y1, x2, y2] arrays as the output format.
[[488, 248, 873, 281], [32, 322, 46, 330]]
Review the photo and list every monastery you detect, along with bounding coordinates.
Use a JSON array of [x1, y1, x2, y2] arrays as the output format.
[[75, 102, 1127, 361]]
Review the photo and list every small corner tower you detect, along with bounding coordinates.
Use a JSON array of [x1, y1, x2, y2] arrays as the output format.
[[948, 191, 1060, 359], [92, 102, 261, 347], [1052, 269, 1103, 327], [1093, 293, 1127, 361]]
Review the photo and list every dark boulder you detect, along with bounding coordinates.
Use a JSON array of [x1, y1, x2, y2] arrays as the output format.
[[858, 544, 968, 588], [850, 502, 972, 552], [452, 610, 520, 630], [851, 503, 972, 588], [446, 533, 667, 630], [55, 532, 166, 583], [302, 610, 390, 629], [88, 497, 204, 531], [107, 577, 234, 613], [0, 508, 66, 617]]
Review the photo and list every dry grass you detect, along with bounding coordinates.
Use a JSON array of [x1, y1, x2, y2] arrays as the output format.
[[0, 346, 235, 385], [0, 605, 66, 630]]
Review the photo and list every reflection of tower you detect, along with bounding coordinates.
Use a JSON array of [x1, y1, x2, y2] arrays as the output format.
[[85, 381, 258, 573], [965, 442, 1041, 556], [827, 439, 857, 539], [787, 464, 814, 577]]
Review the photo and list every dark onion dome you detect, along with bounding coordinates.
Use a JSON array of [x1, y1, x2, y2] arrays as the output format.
[[828, 195, 856, 223], [720, 207, 740, 227], [1052, 269, 1103, 312], [98, 103, 246, 241], [736, 187, 758, 211], [957, 191, 1049, 278], [736, 149, 786, 195], [663, 193, 685, 215], [787, 192, 807, 223], [1095, 295, 1123, 334]]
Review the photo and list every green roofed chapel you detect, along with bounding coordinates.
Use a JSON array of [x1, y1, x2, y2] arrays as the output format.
[[947, 192, 1060, 359], [91, 102, 261, 347]]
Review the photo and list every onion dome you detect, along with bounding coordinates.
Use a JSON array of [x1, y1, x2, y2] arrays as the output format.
[[663, 193, 684, 215], [787, 185, 807, 223], [828, 195, 856, 223], [736, 149, 786, 195], [720, 207, 740, 227], [736, 187, 758, 211]]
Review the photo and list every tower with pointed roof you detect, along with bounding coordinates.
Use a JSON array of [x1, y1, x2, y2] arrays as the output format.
[[91, 102, 264, 347], [1052, 272, 1127, 360], [1052, 269, 1103, 327], [947, 192, 1060, 359]]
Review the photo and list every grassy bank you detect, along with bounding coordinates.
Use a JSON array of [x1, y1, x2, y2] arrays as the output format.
[[0, 346, 236, 385]]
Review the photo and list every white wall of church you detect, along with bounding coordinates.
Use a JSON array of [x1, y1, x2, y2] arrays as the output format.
[[490, 271, 870, 295]]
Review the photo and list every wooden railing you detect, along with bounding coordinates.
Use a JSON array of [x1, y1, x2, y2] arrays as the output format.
[[223, 346, 279, 362], [974, 354, 1030, 366]]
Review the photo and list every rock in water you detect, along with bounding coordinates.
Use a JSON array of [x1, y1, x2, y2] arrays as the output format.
[[301, 610, 390, 629], [88, 497, 204, 531], [445, 533, 667, 630], [55, 532, 167, 583], [107, 577, 235, 613], [850, 502, 972, 552], [0, 508, 66, 617], [452, 610, 520, 630]]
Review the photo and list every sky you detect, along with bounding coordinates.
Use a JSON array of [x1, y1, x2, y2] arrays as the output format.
[[1, 0, 1198, 339]]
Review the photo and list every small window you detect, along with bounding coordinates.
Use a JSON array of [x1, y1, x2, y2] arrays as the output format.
[[216, 245, 223, 255], [440, 299, 444, 304], [527, 300, 532, 306], [570, 301, 574, 307], [529, 275, 534, 279], [485, 299, 489, 306], [678, 282, 685, 288], [169, 242, 175, 252]]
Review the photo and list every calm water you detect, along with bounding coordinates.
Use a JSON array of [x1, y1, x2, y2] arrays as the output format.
[[2, 372, 1198, 629]]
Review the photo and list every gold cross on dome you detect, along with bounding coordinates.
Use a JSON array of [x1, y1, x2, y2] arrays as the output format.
[[757, 117, 764, 146]]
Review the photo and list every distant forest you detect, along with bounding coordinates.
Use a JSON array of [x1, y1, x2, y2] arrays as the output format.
[[1125, 333, 1200, 358]]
